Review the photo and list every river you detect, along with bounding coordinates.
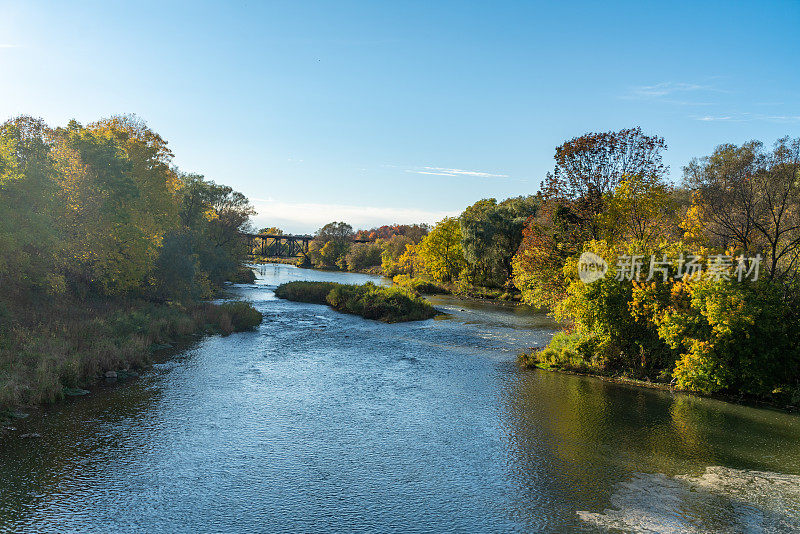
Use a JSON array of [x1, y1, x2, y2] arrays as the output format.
[[2, 263, 800, 533]]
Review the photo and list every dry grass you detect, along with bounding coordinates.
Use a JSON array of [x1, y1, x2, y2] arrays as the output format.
[[0, 296, 262, 409]]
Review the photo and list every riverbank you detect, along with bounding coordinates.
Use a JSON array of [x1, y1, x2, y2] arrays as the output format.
[[521, 353, 800, 414], [0, 296, 262, 414]]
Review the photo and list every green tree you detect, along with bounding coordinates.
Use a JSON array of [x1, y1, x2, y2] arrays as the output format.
[[345, 242, 383, 271], [460, 195, 539, 287], [0, 117, 60, 294], [381, 235, 414, 277], [174, 173, 255, 291], [308, 221, 353, 269], [417, 218, 466, 282]]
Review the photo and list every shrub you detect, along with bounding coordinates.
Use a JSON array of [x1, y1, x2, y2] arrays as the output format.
[[393, 274, 450, 295], [229, 267, 256, 284], [218, 301, 263, 331], [274, 281, 339, 304], [647, 278, 800, 396], [524, 331, 597, 370]]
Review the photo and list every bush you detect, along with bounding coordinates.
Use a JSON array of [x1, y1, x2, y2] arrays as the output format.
[[523, 331, 597, 370], [218, 301, 263, 331], [275, 281, 438, 322], [229, 267, 256, 284], [552, 241, 676, 379], [274, 281, 339, 304], [393, 274, 450, 295], [644, 278, 800, 396]]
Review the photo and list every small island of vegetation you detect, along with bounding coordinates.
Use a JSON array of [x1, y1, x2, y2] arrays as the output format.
[[274, 281, 438, 323]]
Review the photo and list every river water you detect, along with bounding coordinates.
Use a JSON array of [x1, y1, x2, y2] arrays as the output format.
[[2, 264, 800, 533]]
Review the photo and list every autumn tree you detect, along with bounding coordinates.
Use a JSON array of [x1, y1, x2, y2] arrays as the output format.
[[599, 175, 679, 247], [174, 173, 255, 292], [0, 115, 254, 301], [416, 218, 466, 282], [355, 224, 429, 242], [513, 128, 668, 308], [381, 235, 415, 277], [258, 227, 284, 235], [512, 200, 586, 308], [345, 242, 383, 271], [683, 137, 800, 282], [543, 127, 667, 240]]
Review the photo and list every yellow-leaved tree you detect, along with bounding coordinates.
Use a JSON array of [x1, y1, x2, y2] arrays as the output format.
[[416, 218, 466, 282]]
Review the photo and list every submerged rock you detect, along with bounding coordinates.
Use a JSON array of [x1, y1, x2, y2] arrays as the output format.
[[105, 370, 118, 379], [116, 369, 139, 380], [63, 387, 91, 397]]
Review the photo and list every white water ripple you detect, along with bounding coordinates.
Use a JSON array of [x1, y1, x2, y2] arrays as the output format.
[[579, 466, 800, 533]]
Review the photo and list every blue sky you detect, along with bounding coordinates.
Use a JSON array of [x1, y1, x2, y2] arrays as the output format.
[[1, 1, 798, 233]]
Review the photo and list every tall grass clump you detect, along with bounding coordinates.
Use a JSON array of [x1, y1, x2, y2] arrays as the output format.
[[0, 299, 263, 409], [274, 281, 339, 304]]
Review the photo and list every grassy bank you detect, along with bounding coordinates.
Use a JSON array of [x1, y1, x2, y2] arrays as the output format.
[[275, 281, 438, 322], [0, 298, 262, 410]]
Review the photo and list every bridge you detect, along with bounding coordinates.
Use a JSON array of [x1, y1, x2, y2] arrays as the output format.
[[245, 233, 373, 258]]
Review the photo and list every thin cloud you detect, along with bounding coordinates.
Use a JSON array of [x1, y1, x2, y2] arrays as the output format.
[[696, 115, 735, 122], [624, 81, 727, 103], [631, 82, 712, 97], [406, 166, 509, 178], [0, 44, 21, 49], [692, 112, 800, 123]]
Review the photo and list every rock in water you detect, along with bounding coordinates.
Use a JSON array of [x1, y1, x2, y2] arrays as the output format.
[[63, 387, 91, 396]]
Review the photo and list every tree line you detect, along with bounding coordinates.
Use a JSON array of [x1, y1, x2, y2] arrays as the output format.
[[0, 116, 259, 407], [279, 127, 800, 402], [0, 115, 254, 302]]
